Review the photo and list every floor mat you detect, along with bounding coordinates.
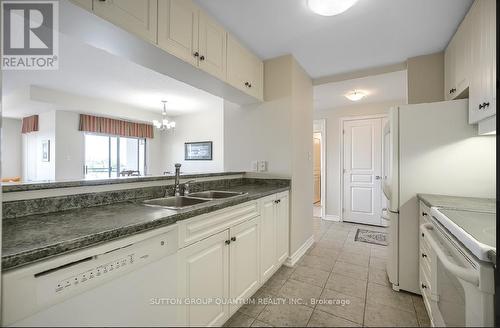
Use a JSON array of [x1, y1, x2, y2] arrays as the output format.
[[354, 228, 388, 246]]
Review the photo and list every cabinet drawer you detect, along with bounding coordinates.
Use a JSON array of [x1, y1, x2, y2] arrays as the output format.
[[178, 201, 259, 248]]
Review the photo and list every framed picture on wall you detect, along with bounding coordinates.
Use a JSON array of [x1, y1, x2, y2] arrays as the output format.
[[42, 140, 50, 162], [185, 141, 213, 161]]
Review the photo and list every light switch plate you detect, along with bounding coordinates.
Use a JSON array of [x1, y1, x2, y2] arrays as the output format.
[[258, 161, 268, 172]]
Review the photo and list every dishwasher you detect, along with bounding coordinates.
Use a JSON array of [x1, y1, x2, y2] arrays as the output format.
[[2, 225, 179, 327]]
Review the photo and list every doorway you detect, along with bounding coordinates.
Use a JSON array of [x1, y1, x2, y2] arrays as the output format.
[[313, 119, 326, 219], [341, 115, 386, 226]]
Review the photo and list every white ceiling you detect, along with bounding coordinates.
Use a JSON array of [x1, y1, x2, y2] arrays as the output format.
[[314, 70, 407, 110], [3, 33, 222, 120], [196, 0, 473, 79]]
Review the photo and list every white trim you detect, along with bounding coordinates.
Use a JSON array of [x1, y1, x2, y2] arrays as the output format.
[[339, 114, 387, 223], [283, 235, 314, 267], [313, 119, 326, 219], [323, 215, 340, 222]]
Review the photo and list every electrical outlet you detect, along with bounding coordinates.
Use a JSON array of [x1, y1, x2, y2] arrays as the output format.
[[258, 161, 268, 172], [251, 161, 259, 172]]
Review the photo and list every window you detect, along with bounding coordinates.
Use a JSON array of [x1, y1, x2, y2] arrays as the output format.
[[84, 134, 146, 179]]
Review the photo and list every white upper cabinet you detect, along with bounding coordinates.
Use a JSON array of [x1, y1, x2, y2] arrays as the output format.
[[88, 0, 264, 103], [198, 12, 227, 81], [157, 0, 199, 66], [444, 35, 457, 100], [93, 0, 157, 43], [445, 0, 496, 125], [227, 34, 264, 101], [468, 0, 496, 124]]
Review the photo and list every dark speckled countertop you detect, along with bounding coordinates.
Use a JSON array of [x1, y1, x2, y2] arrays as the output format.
[[2, 183, 289, 271]]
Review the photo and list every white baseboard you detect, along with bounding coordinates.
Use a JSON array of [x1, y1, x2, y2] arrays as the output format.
[[284, 235, 314, 267], [323, 215, 340, 222]]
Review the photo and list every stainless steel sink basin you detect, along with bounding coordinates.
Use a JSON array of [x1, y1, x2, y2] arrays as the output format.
[[143, 196, 210, 210], [187, 190, 248, 199]]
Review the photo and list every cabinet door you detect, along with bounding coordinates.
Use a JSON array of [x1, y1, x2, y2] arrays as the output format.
[[444, 37, 456, 100], [248, 54, 264, 100], [453, 18, 469, 96], [259, 195, 277, 282], [177, 230, 230, 327], [229, 217, 260, 315], [158, 0, 199, 66], [198, 12, 227, 80], [93, 0, 157, 43], [227, 34, 264, 101], [469, 0, 482, 123], [469, 0, 496, 123], [70, 0, 92, 11], [275, 192, 289, 265]]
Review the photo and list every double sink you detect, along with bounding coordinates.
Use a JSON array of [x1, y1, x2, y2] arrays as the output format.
[[143, 190, 248, 210]]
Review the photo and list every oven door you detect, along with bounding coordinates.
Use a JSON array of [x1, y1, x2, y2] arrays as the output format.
[[421, 222, 480, 327]]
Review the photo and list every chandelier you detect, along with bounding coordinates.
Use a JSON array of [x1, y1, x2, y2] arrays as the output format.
[[153, 100, 176, 131]]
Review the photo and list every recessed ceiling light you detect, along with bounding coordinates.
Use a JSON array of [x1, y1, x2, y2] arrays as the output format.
[[345, 90, 366, 101], [307, 0, 359, 16]]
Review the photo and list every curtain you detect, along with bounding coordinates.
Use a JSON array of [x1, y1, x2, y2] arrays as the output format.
[[78, 114, 154, 138], [21, 115, 39, 134]]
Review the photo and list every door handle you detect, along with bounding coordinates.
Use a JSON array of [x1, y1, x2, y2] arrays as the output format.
[[375, 176, 382, 180], [420, 223, 479, 286]]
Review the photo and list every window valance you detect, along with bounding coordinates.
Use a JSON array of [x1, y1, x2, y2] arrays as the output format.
[[78, 114, 154, 139]]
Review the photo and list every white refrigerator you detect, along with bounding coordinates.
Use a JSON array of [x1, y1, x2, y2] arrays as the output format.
[[383, 99, 496, 294]]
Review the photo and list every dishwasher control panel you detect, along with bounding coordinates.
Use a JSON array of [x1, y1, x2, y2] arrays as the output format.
[[55, 254, 137, 293]]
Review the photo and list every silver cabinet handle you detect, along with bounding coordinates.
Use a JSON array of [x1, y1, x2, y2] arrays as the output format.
[[375, 176, 382, 180]]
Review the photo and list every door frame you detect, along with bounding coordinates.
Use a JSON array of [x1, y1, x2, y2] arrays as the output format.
[[313, 119, 326, 219], [339, 114, 387, 222]]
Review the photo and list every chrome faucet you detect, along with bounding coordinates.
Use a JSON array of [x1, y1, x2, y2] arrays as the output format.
[[173, 163, 182, 196]]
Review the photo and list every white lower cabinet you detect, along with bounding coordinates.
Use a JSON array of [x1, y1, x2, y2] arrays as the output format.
[[177, 229, 230, 327], [275, 192, 290, 265], [259, 195, 277, 282], [260, 192, 290, 282], [177, 192, 289, 327], [229, 217, 260, 315]]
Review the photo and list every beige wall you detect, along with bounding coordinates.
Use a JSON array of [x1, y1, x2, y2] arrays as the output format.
[[407, 52, 444, 104], [314, 100, 404, 218], [224, 55, 314, 256]]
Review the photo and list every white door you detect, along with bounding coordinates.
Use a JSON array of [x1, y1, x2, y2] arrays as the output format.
[[343, 118, 383, 226], [177, 229, 230, 327], [229, 217, 260, 315], [275, 192, 289, 264], [259, 195, 277, 282]]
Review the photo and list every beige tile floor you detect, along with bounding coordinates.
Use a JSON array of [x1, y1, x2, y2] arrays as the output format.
[[224, 219, 431, 327]]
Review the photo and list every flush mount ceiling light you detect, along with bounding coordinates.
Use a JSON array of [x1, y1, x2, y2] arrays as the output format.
[[153, 100, 176, 131], [307, 0, 359, 16], [345, 90, 366, 101]]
